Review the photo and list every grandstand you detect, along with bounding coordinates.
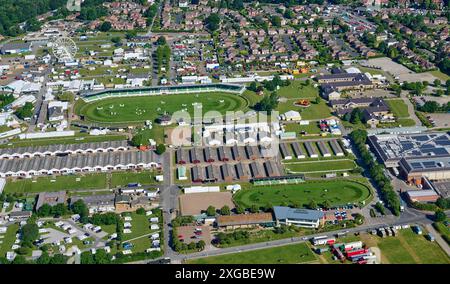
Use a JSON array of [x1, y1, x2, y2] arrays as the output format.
[[252, 174, 306, 186]]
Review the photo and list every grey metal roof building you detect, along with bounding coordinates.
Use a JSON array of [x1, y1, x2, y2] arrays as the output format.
[[273, 206, 324, 228], [191, 166, 203, 182], [249, 162, 264, 179], [279, 143, 292, 160], [204, 165, 217, 182], [304, 141, 318, 158], [231, 144, 243, 160], [245, 145, 258, 160], [217, 146, 229, 162], [317, 141, 331, 157], [0, 140, 129, 159], [220, 164, 234, 182], [176, 148, 186, 164], [190, 148, 201, 163], [203, 147, 214, 162], [235, 162, 249, 180], [264, 160, 278, 177], [367, 132, 450, 168], [329, 140, 344, 156], [0, 150, 160, 178], [291, 142, 305, 159]]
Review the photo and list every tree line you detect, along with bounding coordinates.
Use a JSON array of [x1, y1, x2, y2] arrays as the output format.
[[350, 129, 401, 216]]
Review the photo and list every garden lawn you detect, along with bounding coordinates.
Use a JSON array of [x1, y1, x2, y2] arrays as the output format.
[[4, 174, 107, 194], [284, 159, 356, 173], [110, 171, 158, 187], [188, 243, 317, 264], [276, 100, 332, 120], [277, 81, 318, 99], [234, 180, 371, 208], [385, 99, 409, 118], [122, 213, 155, 241], [77, 92, 248, 124]]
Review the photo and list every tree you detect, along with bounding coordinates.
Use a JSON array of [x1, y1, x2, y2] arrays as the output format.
[[205, 14, 220, 32], [37, 203, 52, 217], [21, 223, 39, 244], [206, 205, 216, 216], [433, 79, 441, 87], [14, 102, 34, 119], [187, 242, 197, 250], [308, 200, 317, 210], [155, 144, 166, 155], [434, 209, 446, 222], [71, 199, 89, 223], [322, 200, 331, 209], [111, 37, 121, 44], [136, 208, 146, 215], [131, 133, 145, 147], [99, 21, 112, 32], [220, 205, 231, 215], [250, 205, 259, 213], [12, 255, 28, 264], [248, 81, 257, 92], [270, 16, 282, 27], [49, 254, 68, 264], [93, 249, 111, 264], [51, 203, 68, 217], [235, 205, 245, 214], [314, 96, 322, 104], [25, 17, 42, 32], [36, 252, 51, 264], [156, 36, 167, 45], [196, 240, 206, 251]]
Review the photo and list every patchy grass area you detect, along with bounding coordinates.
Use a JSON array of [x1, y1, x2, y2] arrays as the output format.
[[110, 171, 159, 187], [385, 99, 410, 118], [283, 159, 356, 173], [77, 92, 248, 124], [188, 243, 317, 264], [4, 174, 107, 194], [430, 70, 450, 82], [234, 180, 371, 208]]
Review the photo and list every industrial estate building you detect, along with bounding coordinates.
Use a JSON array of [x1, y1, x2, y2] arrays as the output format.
[[368, 132, 450, 183]]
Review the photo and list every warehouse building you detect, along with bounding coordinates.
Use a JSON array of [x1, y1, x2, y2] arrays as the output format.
[[273, 206, 324, 228], [204, 165, 218, 183], [0, 140, 129, 160], [231, 144, 243, 161], [190, 148, 201, 164], [245, 145, 258, 160], [235, 163, 249, 180], [406, 190, 439, 203], [0, 150, 161, 178], [176, 148, 186, 164], [249, 162, 264, 179], [304, 141, 318, 158], [191, 166, 203, 183], [329, 140, 344, 156], [220, 164, 234, 182], [264, 160, 279, 178], [71, 194, 116, 214], [399, 156, 450, 182], [280, 143, 292, 160], [317, 141, 331, 157], [291, 142, 305, 159], [217, 146, 229, 162]]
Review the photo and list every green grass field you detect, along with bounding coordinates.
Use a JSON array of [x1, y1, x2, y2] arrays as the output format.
[[0, 224, 19, 257], [372, 229, 450, 264], [234, 180, 371, 208], [110, 171, 158, 187], [77, 92, 249, 124], [284, 122, 321, 134], [284, 159, 356, 173], [277, 81, 318, 99], [385, 99, 409, 118], [188, 243, 317, 264], [0, 135, 127, 149], [430, 70, 450, 82], [433, 222, 450, 245], [122, 212, 156, 241], [276, 100, 332, 120], [4, 174, 107, 194]]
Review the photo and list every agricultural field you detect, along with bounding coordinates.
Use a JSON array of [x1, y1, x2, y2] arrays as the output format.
[[361, 229, 450, 264], [3, 174, 108, 194], [188, 243, 318, 264], [283, 159, 357, 173], [234, 180, 371, 209], [77, 92, 248, 124]]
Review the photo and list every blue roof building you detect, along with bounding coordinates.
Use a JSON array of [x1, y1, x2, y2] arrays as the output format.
[[273, 206, 324, 228]]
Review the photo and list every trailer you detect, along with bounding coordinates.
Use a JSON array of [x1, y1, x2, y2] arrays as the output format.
[[344, 241, 363, 251], [313, 237, 335, 246], [346, 248, 369, 257]]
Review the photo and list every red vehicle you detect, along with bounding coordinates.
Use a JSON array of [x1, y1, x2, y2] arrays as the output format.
[[178, 235, 183, 238], [0, 75, 7, 80], [346, 249, 368, 257]]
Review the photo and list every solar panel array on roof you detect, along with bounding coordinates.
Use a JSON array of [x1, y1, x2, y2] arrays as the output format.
[[423, 161, 436, 168], [410, 162, 424, 169]]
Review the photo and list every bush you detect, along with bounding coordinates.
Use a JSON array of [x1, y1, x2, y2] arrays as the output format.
[[136, 208, 146, 215]]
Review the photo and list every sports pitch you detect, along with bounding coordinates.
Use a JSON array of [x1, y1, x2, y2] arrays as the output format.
[[77, 92, 249, 123], [234, 180, 371, 208]]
